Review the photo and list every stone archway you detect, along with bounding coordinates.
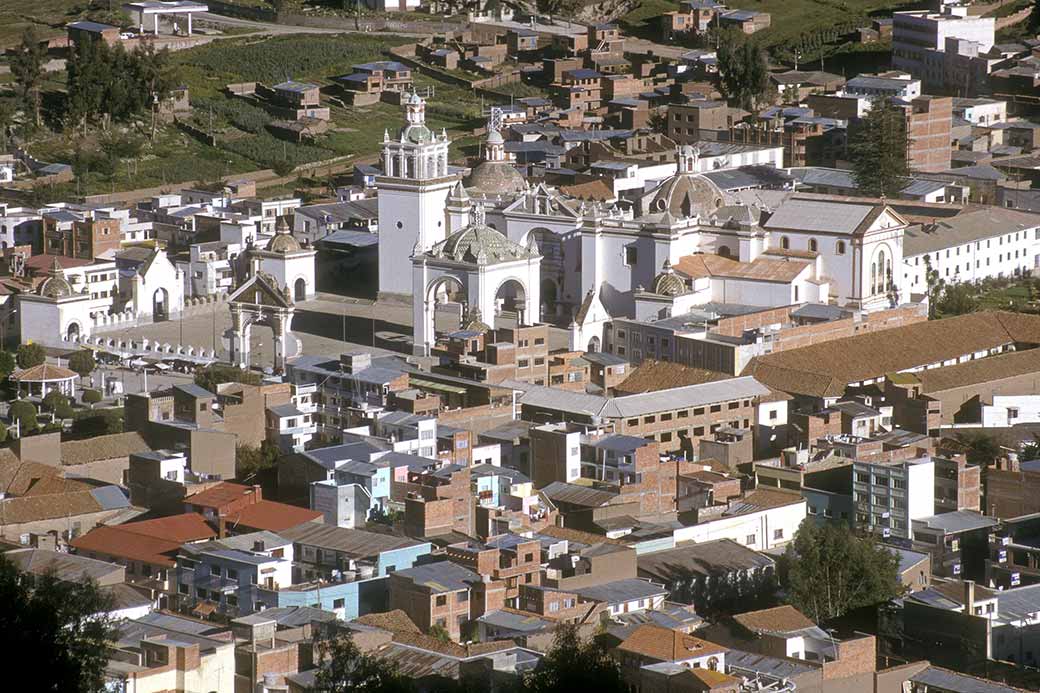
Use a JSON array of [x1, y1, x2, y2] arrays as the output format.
[[225, 272, 296, 374], [525, 228, 564, 320], [153, 287, 169, 321], [495, 278, 528, 327], [416, 275, 466, 351]]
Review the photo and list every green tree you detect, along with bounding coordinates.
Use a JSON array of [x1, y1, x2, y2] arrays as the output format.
[[716, 29, 769, 111], [955, 431, 1002, 467], [524, 625, 626, 693], [81, 389, 103, 406], [16, 343, 46, 369], [782, 522, 901, 622], [0, 352, 16, 379], [313, 629, 413, 693], [849, 98, 910, 198], [70, 408, 123, 438], [0, 98, 18, 151], [427, 623, 452, 643], [68, 350, 97, 380], [9, 400, 38, 433], [10, 27, 46, 128], [236, 441, 281, 481], [195, 363, 261, 393], [0, 553, 116, 692], [933, 282, 979, 318], [1031, 0, 1040, 34], [42, 390, 73, 419]]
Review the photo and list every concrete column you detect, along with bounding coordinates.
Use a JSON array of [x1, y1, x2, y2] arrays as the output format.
[[187, 13, 192, 35], [153, 14, 159, 35]]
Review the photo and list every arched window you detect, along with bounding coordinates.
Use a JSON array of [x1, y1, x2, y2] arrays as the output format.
[[877, 250, 887, 294], [808, 239, 818, 252], [836, 240, 846, 255], [780, 236, 790, 250], [871, 262, 877, 295], [708, 657, 720, 671]]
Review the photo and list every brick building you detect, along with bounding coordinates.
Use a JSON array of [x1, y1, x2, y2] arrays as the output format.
[[388, 560, 480, 641], [445, 534, 542, 616]]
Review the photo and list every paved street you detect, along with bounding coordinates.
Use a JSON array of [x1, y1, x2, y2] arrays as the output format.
[[108, 291, 572, 371]]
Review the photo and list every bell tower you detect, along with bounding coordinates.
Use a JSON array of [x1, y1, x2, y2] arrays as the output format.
[[377, 93, 458, 299]]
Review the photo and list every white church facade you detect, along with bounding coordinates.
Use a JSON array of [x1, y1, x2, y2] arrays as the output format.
[[373, 97, 916, 355]]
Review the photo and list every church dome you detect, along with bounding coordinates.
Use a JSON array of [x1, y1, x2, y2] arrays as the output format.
[[38, 274, 73, 299], [402, 123, 434, 144], [651, 261, 687, 297], [268, 230, 302, 254], [429, 212, 535, 266], [465, 161, 526, 197], [646, 172, 724, 218]]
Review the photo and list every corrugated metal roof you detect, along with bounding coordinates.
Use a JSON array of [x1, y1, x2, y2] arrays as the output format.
[[763, 197, 877, 234]]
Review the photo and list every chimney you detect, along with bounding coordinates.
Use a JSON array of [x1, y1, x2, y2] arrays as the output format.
[[964, 580, 975, 615]]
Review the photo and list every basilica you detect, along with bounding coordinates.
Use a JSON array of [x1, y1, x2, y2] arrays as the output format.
[[375, 96, 912, 356]]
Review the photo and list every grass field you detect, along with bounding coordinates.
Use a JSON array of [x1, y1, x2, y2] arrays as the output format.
[[21, 32, 492, 197], [621, 0, 921, 60]]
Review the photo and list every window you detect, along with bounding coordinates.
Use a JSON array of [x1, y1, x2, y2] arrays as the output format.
[[780, 236, 790, 250], [693, 426, 705, 436], [644, 415, 656, 424], [518, 359, 530, 368], [625, 246, 638, 266], [773, 529, 784, 540], [661, 412, 673, 421], [333, 598, 345, 609], [178, 583, 189, 595], [457, 591, 468, 603], [808, 239, 818, 252], [727, 401, 739, 410], [693, 407, 705, 415], [836, 240, 846, 255], [769, 409, 778, 421], [227, 595, 238, 607], [627, 418, 639, 427], [745, 534, 756, 545], [660, 432, 673, 442], [436, 595, 447, 607], [710, 404, 721, 413]]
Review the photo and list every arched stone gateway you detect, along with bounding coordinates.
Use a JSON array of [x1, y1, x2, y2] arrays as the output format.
[[411, 203, 542, 356], [225, 268, 297, 374]]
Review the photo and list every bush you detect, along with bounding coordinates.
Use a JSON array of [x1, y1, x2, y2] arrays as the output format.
[[69, 408, 123, 438], [9, 400, 38, 433], [82, 389, 103, 405], [195, 363, 261, 393], [16, 343, 46, 369], [68, 350, 97, 379], [43, 390, 73, 419], [0, 352, 15, 378]]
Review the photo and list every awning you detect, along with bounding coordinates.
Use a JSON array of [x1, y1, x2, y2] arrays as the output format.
[[409, 377, 467, 395], [192, 601, 218, 617]]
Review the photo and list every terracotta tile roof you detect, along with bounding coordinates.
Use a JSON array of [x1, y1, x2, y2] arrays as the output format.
[[184, 482, 253, 509], [535, 525, 627, 546], [69, 513, 215, 566], [24, 255, 93, 271], [614, 359, 729, 395], [742, 311, 1040, 398], [560, 179, 615, 201], [70, 525, 184, 566], [617, 624, 726, 662], [15, 363, 77, 381], [0, 458, 73, 496], [354, 609, 422, 634], [912, 345, 1040, 394], [118, 513, 217, 543], [227, 500, 323, 532], [0, 489, 106, 524], [732, 605, 815, 634], [61, 432, 152, 466], [689, 668, 742, 689], [674, 253, 811, 283]]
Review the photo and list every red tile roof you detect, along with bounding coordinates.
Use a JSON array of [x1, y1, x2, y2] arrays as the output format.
[[227, 500, 323, 533], [70, 525, 185, 567], [118, 512, 217, 543], [69, 513, 216, 567], [15, 363, 78, 382], [184, 482, 255, 510]]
